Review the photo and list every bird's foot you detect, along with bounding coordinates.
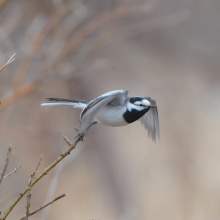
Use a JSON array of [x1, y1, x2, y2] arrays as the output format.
[[74, 133, 84, 141], [78, 134, 84, 142]]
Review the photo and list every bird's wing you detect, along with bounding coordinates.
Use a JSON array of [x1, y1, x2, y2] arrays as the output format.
[[108, 90, 128, 106], [140, 98, 160, 141], [79, 90, 128, 135]]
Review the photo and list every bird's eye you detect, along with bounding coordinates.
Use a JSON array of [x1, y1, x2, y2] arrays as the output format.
[[136, 103, 146, 107]]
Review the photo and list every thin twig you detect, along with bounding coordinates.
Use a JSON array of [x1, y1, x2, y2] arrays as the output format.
[[3, 165, 21, 179], [0, 53, 16, 72], [25, 156, 43, 220], [0, 136, 81, 220], [0, 146, 12, 188], [20, 193, 66, 220]]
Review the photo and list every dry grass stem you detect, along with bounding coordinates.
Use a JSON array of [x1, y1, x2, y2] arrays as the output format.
[[0, 53, 16, 72], [0, 136, 81, 220], [3, 165, 21, 179], [20, 193, 66, 220], [0, 146, 12, 188]]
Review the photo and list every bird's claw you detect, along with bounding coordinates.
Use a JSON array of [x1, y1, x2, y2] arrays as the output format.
[[74, 133, 84, 141]]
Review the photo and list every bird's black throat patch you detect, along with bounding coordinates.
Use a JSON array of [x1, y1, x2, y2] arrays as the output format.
[[123, 108, 149, 124]]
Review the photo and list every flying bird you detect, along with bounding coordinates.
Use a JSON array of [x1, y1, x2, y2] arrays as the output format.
[[41, 90, 160, 141]]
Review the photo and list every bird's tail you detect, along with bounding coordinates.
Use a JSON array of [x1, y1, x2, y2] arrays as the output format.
[[41, 98, 88, 109]]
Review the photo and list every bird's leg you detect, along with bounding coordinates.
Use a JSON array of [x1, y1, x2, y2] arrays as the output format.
[[83, 121, 97, 136], [87, 121, 98, 131], [74, 120, 81, 133], [75, 121, 97, 141]]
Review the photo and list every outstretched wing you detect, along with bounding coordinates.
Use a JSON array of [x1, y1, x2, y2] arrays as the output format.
[[79, 90, 128, 135], [140, 98, 160, 141]]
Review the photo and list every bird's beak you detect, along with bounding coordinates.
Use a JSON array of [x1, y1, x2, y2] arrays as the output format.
[[149, 105, 156, 108]]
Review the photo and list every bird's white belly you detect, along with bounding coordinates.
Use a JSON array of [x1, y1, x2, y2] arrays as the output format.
[[95, 106, 128, 127]]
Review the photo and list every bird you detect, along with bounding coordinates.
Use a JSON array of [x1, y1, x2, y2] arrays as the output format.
[[41, 90, 160, 141]]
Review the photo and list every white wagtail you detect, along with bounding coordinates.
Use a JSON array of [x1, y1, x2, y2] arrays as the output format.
[[41, 90, 160, 141]]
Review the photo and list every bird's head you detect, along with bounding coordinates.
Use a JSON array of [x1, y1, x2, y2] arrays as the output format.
[[127, 97, 156, 111]]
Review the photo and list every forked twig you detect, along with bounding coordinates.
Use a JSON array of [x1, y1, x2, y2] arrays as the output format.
[[0, 146, 12, 188], [19, 193, 66, 220], [0, 53, 16, 72]]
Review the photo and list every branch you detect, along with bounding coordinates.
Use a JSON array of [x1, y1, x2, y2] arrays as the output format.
[[3, 166, 21, 179], [19, 193, 66, 220], [0, 136, 81, 220], [0, 53, 16, 72], [25, 156, 43, 219], [0, 146, 12, 188]]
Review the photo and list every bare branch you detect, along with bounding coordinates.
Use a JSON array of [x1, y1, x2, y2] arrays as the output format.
[[20, 193, 66, 220], [0, 53, 16, 72], [0, 136, 81, 220], [0, 146, 12, 188], [3, 165, 21, 179], [25, 155, 43, 219]]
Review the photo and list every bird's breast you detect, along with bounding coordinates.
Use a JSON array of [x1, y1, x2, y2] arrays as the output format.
[[95, 106, 128, 127]]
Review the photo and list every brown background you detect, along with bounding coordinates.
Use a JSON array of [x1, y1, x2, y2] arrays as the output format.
[[0, 0, 220, 219]]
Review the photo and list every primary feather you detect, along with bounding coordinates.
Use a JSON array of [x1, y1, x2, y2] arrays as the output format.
[[140, 98, 160, 141]]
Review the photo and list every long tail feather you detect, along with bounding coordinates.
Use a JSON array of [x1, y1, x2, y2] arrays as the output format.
[[41, 102, 85, 107], [41, 98, 88, 109], [46, 98, 88, 103]]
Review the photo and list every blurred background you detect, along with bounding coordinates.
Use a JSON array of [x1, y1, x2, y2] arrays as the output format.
[[0, 0, 220, 219]]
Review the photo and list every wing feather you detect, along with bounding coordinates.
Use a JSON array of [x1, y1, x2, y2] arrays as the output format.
[[140, 98, 160, 141]]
